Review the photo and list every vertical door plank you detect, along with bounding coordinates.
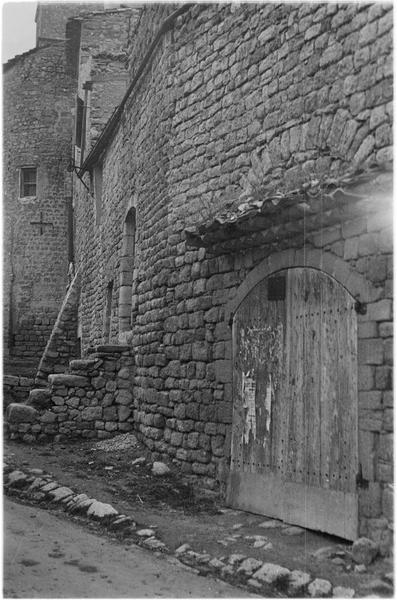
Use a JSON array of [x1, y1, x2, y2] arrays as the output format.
[[273, 273, 289, 478], [336, 296, 358, 492], [329, 276, 343, 491], [303, 268, 322, 489], [287, 269, 306, 484], [230, 276, 286, 476]]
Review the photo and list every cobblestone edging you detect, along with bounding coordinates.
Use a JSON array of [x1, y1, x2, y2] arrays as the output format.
[[4, 463, 372, 598]]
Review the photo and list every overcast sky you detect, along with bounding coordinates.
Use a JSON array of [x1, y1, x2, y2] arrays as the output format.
[[2, 1, 37, 63]]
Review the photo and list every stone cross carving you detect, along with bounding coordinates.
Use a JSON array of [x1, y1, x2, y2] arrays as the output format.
[[30, 211, 53, 235]]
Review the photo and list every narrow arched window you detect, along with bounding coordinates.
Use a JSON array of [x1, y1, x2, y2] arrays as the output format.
[[104, 279, 113, 342], [118, 207, 136, 333]]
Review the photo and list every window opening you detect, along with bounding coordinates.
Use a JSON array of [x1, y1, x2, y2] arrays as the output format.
[[104, 280, 113, 342], [76, 337, 82, 359], [20, 167, 37, 198], [119, 207, 136, 333], [75, 96, 84, 149]]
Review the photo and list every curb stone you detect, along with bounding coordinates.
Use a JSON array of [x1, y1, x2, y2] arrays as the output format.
[[308, 578, 333, 597], [252, 562, 291, 586], [237, 557, 262, 576], [3, 467, 163, 551], [4, 464, 358, 597], [333, 586, 355, 597], [289, 570, 312, 594]]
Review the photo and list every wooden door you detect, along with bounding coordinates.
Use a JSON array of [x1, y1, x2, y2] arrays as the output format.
[[227, 267, 358, 540]]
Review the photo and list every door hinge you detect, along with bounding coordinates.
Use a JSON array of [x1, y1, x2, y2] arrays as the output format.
[[356, 464, 369, 489], [355, 300, 367, 315]]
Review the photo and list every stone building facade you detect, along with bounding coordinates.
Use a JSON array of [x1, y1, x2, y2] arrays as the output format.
[[72, 3, 393, 542], [5, 3, 393, 548], [3, 3, 101, 376], [3, 3, 137, 377], [3, 41, 75, 375], [35, 3, 103, 47]]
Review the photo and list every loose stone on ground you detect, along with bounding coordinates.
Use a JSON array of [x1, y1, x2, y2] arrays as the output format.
[[253, 562, 291, 584], [237, 558, 262, 576], [151, 462, 171, 476], [288, 570, 312, 594], [352, 537, 379, 565], [308, 578, 333, 597], [333, 586, 355, 597]]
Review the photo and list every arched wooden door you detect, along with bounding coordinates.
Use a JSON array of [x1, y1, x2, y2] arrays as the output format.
[[227, 267, 359, 540]]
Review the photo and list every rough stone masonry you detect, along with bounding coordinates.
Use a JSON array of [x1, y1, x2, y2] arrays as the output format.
[[75, 2, 394, 549], [4, 3, 393, 551]]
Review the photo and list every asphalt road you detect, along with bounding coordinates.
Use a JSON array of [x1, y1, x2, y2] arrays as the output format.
[[4, 497, 255, 598]]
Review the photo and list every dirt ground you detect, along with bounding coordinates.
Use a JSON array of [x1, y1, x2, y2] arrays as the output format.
[[5, 497, 254, 598], [4, 435, 393, 597]]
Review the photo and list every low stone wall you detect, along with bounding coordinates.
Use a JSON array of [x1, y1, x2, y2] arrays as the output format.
[[3, 375, 34, 410], [7, 346, 134, 442]]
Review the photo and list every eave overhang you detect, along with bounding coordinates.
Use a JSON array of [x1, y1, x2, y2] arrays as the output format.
[[185, 164, 393, 255]]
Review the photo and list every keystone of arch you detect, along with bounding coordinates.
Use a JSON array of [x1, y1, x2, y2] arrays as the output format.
[[224, 247, 380, 324]]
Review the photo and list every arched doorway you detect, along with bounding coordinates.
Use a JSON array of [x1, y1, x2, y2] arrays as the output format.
[[227, 266, 359, 540], [118, 207, 136, 334]]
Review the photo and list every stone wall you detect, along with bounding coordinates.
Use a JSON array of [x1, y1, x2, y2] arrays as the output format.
[[3, 43, 75, 371], [3, 6, 139, 376], [35, 3, 103, 46], [126, 4, 177, 76], [71, 7, 141, 156], [7, 347, 134, 442], [3, 375, 35, 410], [72, 3, 392, 545]]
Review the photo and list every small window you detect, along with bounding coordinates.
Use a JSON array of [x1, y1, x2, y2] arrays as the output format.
[[104, 280, 113, 342], [20, 167, 37, 198], [119, 207, 136, 333], [75, 96, 84, 149]]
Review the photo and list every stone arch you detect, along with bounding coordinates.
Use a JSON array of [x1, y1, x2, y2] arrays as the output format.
[[118, 206, 136, 333], [225, 247, 379, 324]]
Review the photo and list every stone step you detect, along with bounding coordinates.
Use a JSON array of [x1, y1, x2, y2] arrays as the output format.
[[48, 374, 90, 388], [27, 388, 52, 409], [6, 403, 38, 424], [69, 358, 99, 374], [4, 374, 35, 410], [87, 345, 130, 355]]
